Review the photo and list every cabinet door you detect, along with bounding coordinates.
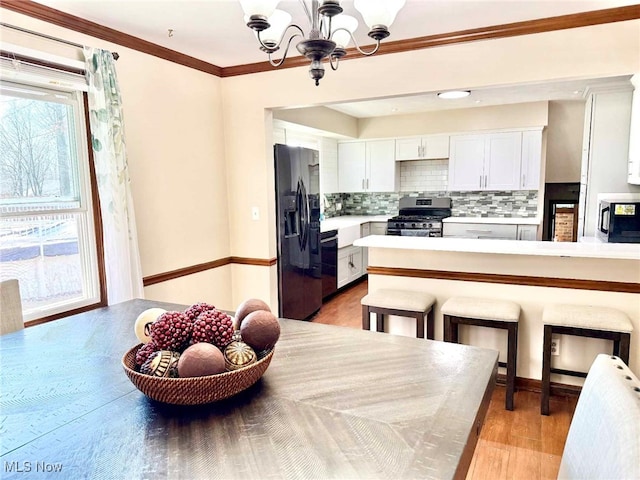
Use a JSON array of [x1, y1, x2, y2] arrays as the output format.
[[448, 135, 486, 191], [370, 222, 387, 235], [424, 135, 450, 159], [521, 130, 542, 189], [337, 247, 350, 289], [348, 246, 363, 281], [366, 140, 397, 192], [395, 137, 423, 160], [517, 225, 538, 241], [485, 132, 522, 190], [338, 142, 366, 192]]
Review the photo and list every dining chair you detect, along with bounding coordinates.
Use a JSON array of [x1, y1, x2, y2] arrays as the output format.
[[1, 279, 24, 335], [557, 354, 640, 480]]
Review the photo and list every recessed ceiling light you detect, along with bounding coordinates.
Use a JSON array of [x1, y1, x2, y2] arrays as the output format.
[[391, 107, 399, 112], [437, 90, 471, 99]]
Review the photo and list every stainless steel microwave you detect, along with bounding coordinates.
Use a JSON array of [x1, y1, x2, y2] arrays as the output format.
[[596, 200, 640, 243]]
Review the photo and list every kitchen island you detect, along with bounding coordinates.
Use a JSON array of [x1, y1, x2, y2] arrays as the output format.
[[355, 235, 640, 382]]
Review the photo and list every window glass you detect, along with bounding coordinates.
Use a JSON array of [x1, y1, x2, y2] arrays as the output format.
[[0, 81, 100, 321]]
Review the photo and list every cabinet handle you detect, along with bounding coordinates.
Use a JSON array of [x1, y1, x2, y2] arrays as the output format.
[[367, 178, 369, 190], [362, 178, 365, 189], [484, 175, 488, 189], [522, 174, 526, 187], [479, 175, 482, 189]]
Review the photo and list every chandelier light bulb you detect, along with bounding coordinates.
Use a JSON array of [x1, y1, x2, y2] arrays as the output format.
[[354, 0, 406, 30], [331, 14, 358, 48], [252, 9, 292, 47], [239, 0, 281, 18]]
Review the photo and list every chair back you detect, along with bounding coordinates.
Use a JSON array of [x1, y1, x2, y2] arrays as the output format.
[[558, 354, 640, 480], [0, 279, 24, 335]]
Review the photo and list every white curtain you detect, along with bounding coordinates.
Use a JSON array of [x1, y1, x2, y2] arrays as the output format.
[[84, 47, 144, 304]]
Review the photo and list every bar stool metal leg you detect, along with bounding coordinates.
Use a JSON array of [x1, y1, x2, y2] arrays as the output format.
[[506, 323, 518, 411], [541, 324, 553, 415]]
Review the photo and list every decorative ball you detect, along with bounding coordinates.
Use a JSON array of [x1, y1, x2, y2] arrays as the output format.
[[134, 308, 166, 343], [190, 309, 235, 349], [184, 302, 216, 322], [177, 342, 226, 377], [240, 310, 280, 351], [224, 341, 257, 371], [135, 341, 160, 367], [234, 298, 271, 330], [140, 350, 180, 378], [149, 311, 192, 351]]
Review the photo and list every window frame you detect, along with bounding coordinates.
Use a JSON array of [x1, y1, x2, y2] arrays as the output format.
[[0, 72, 106, 326]]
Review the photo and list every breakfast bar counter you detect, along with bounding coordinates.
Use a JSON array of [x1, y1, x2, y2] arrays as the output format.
[[0, 299, 497, 480], [355, 236, 640, 380]]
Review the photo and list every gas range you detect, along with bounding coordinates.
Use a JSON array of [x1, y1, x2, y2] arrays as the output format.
[[387, 197, 452, 237]]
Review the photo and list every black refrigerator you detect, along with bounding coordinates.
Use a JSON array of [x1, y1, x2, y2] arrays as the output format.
[[274, 144, 322, 320]]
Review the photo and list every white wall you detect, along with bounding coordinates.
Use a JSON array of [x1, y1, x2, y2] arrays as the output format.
[[0, 8, 234, 310], [358, 101, 549, 138], [546, 100, 586, 183]]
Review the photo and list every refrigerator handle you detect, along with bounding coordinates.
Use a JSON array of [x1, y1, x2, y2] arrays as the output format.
[[297, 178, 309, 250]]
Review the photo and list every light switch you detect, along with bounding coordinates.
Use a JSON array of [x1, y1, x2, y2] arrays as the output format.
[[251, 207, 259, 220]]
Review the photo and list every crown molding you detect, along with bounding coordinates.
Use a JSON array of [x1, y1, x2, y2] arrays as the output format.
[[2, 1, 639, 79], [222, 5, 640, 77], [0, 0, 223, 76]]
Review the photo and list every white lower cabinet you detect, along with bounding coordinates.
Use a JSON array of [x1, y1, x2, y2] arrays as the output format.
[[517, 225, 538, 241], [443, 222, 539, 240], [337, 245, 363, 289]]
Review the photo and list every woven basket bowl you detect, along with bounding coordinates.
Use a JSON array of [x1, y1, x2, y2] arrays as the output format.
[[122, 344, 274, 405]]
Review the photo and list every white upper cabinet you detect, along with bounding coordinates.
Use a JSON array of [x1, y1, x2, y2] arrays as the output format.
[[521, 129, 543, 189], [338, 142, 367, 192], [395, 135, 450, 160], [449, 130, 541, 191], [485, 132, 522, 190], [448, 134, 487, 190], [338, 140, 397, 192], [628, 74, 640, 185]]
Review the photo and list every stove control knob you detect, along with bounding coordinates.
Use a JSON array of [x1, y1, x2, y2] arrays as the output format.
[[411, 223, 416, 228]]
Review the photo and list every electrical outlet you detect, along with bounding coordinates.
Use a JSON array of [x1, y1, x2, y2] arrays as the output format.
[[251, 207, 259, 220], [336, 202, 342, 211], [551, 336, 560, 356]]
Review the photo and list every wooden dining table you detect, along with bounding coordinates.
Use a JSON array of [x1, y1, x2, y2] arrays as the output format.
[[0, 299, 497, 479]]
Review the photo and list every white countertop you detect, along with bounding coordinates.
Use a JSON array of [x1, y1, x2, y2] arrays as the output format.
[[354, 235, 640, 260], [443, 216, 542, 225], [321, 215, 392, 233]]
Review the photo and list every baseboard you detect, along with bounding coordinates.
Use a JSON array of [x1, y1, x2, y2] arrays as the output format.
[[496, 374, 582, 397]]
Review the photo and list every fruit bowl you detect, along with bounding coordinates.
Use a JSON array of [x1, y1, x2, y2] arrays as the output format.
[[122, 344, 274, 405]]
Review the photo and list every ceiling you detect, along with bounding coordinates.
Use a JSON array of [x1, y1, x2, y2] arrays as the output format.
[[28, 1, 638, 117]]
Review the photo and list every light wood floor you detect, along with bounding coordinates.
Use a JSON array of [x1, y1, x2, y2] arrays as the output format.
[[311, 279, 577, 480]]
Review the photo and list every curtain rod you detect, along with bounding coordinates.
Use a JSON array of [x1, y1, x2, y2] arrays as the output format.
[[0, 22, 119, 60]]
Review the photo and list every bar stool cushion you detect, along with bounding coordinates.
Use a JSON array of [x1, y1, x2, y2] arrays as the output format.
[[441, 296, 520, 322], [361, 289, 435, 312], [543, 304, 633, 333]]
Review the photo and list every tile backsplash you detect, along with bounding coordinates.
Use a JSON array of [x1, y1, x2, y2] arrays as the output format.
[[323, 190, 538, 218], [400, 159, 448, 192]]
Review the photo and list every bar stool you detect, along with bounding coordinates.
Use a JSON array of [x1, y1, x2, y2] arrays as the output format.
[[442, 296, 521, 411], [361, 289, 436, 339], [541, 304, 633, 415]]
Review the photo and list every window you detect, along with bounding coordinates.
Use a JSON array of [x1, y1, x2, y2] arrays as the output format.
[[0, 79, 102, 322]]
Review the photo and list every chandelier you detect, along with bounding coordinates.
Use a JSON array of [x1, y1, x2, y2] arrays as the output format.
[[239, 0, 406, 86]]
